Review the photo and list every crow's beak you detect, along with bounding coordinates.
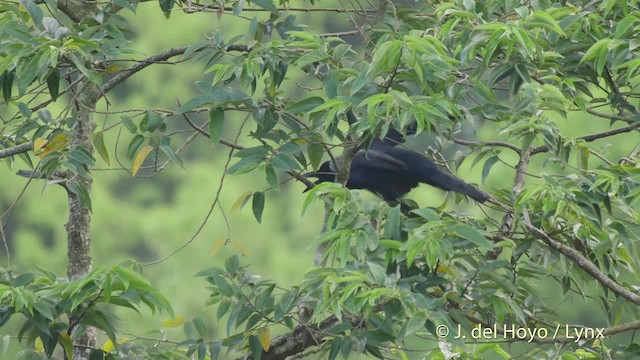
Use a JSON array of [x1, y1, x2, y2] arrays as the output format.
[[302, 172, 318, 192]]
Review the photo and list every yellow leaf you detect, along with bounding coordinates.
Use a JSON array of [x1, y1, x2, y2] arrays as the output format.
[[36, 133, 68, 158], [132, 145, 154, 176], [35, 337, 44, 353], [33, 137, 47, 152], [230, 240, 247, 256], [102, 339, 115, 353], [258, 327, 270, 351], [211, 236, 227, 256], [230, 191, 252, 213], [161, 316, 186, 328], [102, 337, 128, 353], [399, 350, 409, 360]]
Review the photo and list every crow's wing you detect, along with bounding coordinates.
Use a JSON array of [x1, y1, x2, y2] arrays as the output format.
[[381, 147, 490, 203], [353, 149, 408, 171]]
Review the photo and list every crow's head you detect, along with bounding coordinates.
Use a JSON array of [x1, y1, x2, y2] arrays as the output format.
[[303, 161, 337, 191]]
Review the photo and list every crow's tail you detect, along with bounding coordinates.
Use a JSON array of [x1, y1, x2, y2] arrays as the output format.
[[424, 171, 490, 203]]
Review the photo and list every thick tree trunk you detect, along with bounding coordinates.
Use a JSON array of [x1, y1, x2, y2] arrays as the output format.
[[66, 81, 98, 360]]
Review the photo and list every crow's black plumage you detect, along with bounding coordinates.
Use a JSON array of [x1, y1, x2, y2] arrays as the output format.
[[306, 133, 489, 204]]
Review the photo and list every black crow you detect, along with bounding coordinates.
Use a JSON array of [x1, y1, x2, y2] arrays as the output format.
[[306, 145, 489, 204]]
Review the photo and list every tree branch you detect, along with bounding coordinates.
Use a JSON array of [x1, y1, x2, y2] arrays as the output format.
[[0, 143, 32, 159], [586, 108, 635, 123], [453, 138, 521, 155], [522, 209, 640, 305], [101, 47, 188, 94], [531, 123, 640, 155], [243, 315, 360, 360]]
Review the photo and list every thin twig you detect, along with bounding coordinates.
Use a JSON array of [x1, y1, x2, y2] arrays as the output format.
[[531, 123, 640, 155], [453, 138, 521, 155], [144, 115, 250, 266]]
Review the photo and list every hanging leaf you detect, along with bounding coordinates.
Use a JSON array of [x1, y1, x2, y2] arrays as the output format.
[[67, 180, 92, 212], [252, 191, 265, 223], [92, 131, 110, 165], [257, 327, 270, 351], [46, 69, 59, 101], [248, 335, 263, 360], [132, 145, 154, 176], [19, 0, 43, 26], [211, 236, 227, 256], [209, 107, 225, 144], [2, 71, 14, 103], [231, 191, 253, 212]]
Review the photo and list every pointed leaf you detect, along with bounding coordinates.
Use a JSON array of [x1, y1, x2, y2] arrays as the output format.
[[132, 145, 153, 176], [209, 107, 225, 144], [231, 191, 253, 212], [92, 131, 110, 165], [20, 0, 43, 26], [258, 327, 271, 351], [46, 70, 59, 101], [161, 316, 186, 328], [211, 236, 226, 256], [252, 191, 265, 223]]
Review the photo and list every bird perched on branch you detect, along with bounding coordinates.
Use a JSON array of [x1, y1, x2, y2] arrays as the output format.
[[305, 129, 490, 204]]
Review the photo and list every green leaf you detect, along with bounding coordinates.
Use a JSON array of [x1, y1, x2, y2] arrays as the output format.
[[126, 135, 145, 161], [142, 111, 164, 132], [68, 147, 96, 167], [209, 107, 225, 144], [481, 156, 499, 184], [307, 141, 323, 170], [225, 255, 241, 274], [615, 15, 638, 38], [271, 154, 300, 171], [453, 224, 493, 251], [46, 70, 59, 101], [2, 71, 13, 103], [402, 312, 427, 338], [265, 164, 279, 191], [67, 180, 92, 212], [159, 144, 185, 169], [530, 11, 565, 36], [19, 0, 43, 26], [285, 97, 325, 113], [69, 54, 102, 84], [383, 206, 401, 240], [248, 335, 263, 360], [577, 143, 589, 170], [176, 95, 215, 113], [121, 116, 138, 133], [158, 0, 175, 17], [252, 191, 265, 224], [193, 316, 209, 338], [580, 38, 610, 74], [250, 0, 277, 13], [370, 40, 402, 76], [210, 341, 222, 360], [329, 338, 342, 360]]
